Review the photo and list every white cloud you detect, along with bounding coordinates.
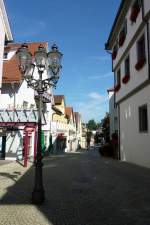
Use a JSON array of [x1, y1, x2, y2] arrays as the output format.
[[88, 92, 107, 101], [73, 92, 109, 122], [88, 72, 113, 80]]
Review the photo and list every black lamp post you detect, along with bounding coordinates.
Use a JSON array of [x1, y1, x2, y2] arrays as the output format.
[[16, 43, 63, 204]]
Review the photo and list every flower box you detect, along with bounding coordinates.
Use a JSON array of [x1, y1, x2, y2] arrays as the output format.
[[135, 58, 146, 71], [114, 84, 121, 92], [119, 32, 126, 47], [112, 51, 117, 60], [130, 5, 140, 22], [122, 74, 130, 84]]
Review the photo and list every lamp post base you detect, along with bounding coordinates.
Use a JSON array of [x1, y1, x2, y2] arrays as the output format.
[[32, 189, 45, 204]]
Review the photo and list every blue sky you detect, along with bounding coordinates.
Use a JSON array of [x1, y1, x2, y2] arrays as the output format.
[[5, 0, 121, 122]]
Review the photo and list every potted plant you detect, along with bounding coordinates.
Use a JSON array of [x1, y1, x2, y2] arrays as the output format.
[[135, 58, 146, 70], [122, 74, 130, 84]]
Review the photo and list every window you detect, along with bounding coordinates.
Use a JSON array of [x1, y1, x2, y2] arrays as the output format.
[[30, 104, 35, 109], [119, 20, 127, 47], [122, 56, 130, 84], [125, 56, 130, 75], [23, 101, 28, 109], [137, 35, 145, 61], [114, 69, 121, 92], [112, 41, 118, 60], [116, 69, 121, 85], [135, 35, 146, 70], [130, 0, 141, 22], [139, 105, 148, 132]]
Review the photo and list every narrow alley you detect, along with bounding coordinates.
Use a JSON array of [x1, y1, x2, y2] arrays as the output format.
[[0, 148, 150, 225]]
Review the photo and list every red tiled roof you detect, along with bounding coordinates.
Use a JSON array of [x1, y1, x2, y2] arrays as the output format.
[[54, 95, 65, 105], [2, 42, 48, 83], [65, 107, 74, 121]]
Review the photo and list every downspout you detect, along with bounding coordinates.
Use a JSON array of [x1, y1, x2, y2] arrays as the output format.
[[146, 21, 150, 79]]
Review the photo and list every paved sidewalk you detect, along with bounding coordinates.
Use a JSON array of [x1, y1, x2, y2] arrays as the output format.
[[0, 160, 13, 167], [0, 149, 150, 225]]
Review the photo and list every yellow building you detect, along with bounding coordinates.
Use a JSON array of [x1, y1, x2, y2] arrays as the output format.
[[51, 95, 68, 153]]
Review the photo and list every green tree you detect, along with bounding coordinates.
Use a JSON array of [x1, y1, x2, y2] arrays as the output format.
[[86, 119, 97, 131], [101, 113, 110, 142]]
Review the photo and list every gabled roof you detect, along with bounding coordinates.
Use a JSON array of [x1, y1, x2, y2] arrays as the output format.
[[2, 42, 48, 83], [65, 107, 74, 121], [54, 95, 65, 105]]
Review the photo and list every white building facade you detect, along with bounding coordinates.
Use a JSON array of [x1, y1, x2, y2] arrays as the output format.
[[107, 89, 118, 139], [0, 0, 12, 91], [106, 0, 150, 168], [0, 42, 52, 165]]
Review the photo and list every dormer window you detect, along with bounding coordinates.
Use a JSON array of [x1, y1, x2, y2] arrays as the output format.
[[119, 20, 127, 47], [130, 0, 141, 22], [112, 41, 118, 60]]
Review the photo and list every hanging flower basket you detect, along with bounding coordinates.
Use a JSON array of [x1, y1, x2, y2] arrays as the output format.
[[135, 58, 146, 71], [114, 84, 121, 92], [122, 74, 130, 84], [130, 5, 140, 22], [112, 51, 117, 60], [119, 32, 126, 47]]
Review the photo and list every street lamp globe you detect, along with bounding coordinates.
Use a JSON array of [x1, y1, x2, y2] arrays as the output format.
[[34, 45, 47, 71], [48, 43, 63, 76], [16, 44, 32, 73]]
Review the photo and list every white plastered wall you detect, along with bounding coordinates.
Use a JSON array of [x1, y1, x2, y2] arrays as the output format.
[[120, 84, 150, 168]]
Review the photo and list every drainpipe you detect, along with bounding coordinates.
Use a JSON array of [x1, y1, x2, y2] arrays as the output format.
[[146, 21, 150, 79]]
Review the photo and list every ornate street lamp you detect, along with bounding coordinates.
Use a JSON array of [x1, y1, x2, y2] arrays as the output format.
[[16, 43, 63, 204]]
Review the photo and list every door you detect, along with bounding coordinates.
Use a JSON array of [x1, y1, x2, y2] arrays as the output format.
[[0, 136, 6, 159]]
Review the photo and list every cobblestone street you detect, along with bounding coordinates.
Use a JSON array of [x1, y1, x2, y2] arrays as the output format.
[[1, 148, 150, 225]]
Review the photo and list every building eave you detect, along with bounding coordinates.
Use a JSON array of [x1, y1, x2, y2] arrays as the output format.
[[105, 0, 129, 50], [0, 0, 13, 41]]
